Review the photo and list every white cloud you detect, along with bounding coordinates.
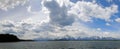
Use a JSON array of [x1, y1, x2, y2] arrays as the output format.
[[97, 28, 101, 31], [69, 1, 118, 22], [115, 18, 120, 22], [0, 20, 15, 27], [106, 23, 111, 26], [27, 5, 43, 14], [27, 6, 33, 13], [0, 0, 28, 11], [0, 19, 120, 40]]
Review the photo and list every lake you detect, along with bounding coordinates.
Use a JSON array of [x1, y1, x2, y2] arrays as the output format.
[[0, 41, 120, 49]]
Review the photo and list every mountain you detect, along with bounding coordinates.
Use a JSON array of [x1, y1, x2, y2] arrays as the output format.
[[53, 35, 119, 41]]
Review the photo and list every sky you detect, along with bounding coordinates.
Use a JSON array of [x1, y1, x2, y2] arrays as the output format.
[[0, 0, 120, 40]]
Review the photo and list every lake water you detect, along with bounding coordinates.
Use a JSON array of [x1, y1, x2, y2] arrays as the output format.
[[0, 41, 120, 49]]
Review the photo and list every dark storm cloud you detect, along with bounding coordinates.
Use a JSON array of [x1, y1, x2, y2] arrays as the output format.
[[44, 0, 75, 26]]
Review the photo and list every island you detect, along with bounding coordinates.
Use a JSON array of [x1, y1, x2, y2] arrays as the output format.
[[0, 34, 33, 42]]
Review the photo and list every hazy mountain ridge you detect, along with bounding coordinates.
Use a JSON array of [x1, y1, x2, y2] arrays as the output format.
[[35, 35, 120, 41]]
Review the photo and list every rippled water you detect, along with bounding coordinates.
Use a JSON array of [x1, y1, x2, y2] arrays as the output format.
[[0, 41, 120, 49]]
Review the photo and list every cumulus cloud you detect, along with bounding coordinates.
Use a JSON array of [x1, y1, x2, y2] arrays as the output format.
[[115, 18, 120, 23], [43, 0, 75, 26], [0, 19, 120, 40], [0, 20, 15, 27], [69, 1, 118, 22], [97, 28, 101, 31], [0, 0, 28, 11], [106, 23, 111, 26]]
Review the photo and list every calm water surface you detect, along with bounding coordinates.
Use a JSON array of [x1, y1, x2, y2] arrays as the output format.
[[0, 41, 120, 49]]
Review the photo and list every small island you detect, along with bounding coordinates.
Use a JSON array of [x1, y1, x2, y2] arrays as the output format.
[[0, 34, 33, 42]]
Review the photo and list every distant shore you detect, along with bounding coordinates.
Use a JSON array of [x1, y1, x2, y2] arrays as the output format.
[[0, 34, 120, 43]]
